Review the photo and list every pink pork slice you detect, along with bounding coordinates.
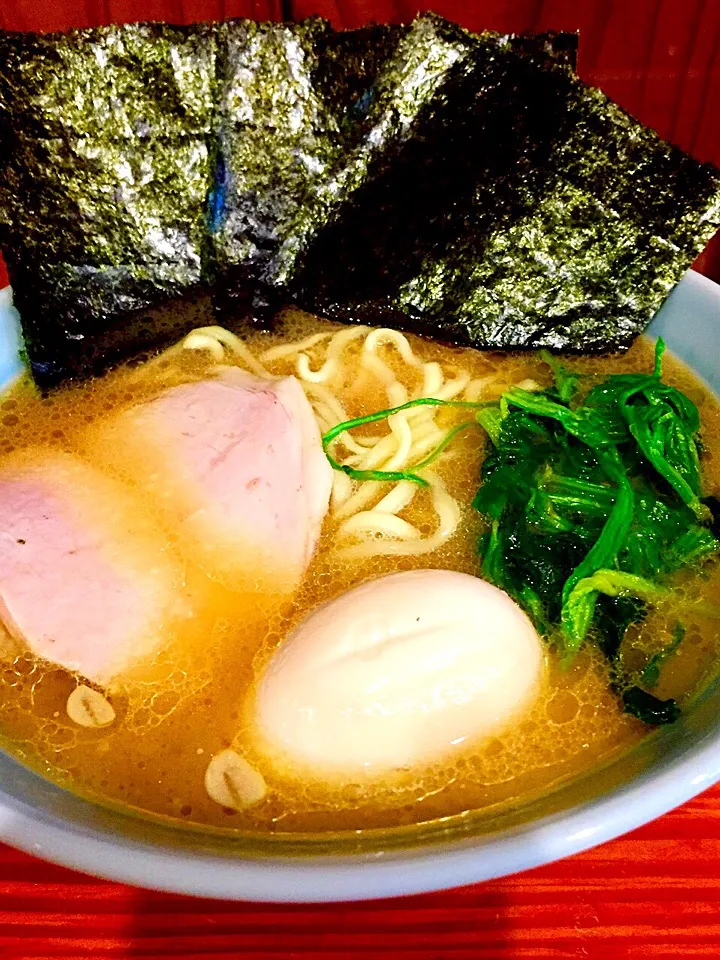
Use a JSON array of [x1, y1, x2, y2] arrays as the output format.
[[85, 368, 333, 592], [0, 451, 181, 684]]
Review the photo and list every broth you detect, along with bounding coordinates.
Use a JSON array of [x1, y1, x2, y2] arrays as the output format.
[[0, 314, 719, 834]]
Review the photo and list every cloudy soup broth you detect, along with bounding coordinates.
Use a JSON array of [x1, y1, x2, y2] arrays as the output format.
[[0, 310, 719, 835]]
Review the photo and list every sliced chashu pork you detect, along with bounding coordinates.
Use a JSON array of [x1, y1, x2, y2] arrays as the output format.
[[85, 368, 333, 592], [0, 450, 182, 684]]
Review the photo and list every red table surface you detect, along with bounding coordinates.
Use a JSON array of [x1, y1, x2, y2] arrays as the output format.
[[2, 1, 720, 956]]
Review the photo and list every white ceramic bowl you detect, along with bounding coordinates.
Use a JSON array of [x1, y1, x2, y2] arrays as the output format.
[[0, 274, 719, 902]]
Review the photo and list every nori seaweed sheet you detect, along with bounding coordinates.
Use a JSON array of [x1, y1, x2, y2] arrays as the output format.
[[0, 14, 718, 386], [213, 16, 581, 323], [212, 19, 406, 318], [0, 22, 217, 382], [283, 16, 720, 352]]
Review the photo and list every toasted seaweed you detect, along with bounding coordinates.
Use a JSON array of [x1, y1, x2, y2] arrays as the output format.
[[286, 15, 720, 352], [0, 14, 718, 386], [0, 22, 217, 383], [213, 16, 581, 324]]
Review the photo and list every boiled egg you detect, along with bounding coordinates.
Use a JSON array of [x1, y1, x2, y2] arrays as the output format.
[[253, 569, 545, 779]]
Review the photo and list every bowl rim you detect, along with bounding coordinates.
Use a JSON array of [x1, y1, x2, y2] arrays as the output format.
[[2, 702, 719, 902], [0, 272, 719, 902]]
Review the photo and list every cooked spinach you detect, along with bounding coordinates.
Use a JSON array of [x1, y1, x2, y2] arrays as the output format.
[[474, 339, 720, 723], [703, 495, 720, 538], [621, 687, 681, 725]]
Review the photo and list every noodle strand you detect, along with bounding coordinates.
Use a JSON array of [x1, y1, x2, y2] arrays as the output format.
[[154, 320, 490, 559]]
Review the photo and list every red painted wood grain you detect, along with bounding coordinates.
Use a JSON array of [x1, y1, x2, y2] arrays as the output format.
[[0, 0, 282, 32], [1, 2, 720, 956]]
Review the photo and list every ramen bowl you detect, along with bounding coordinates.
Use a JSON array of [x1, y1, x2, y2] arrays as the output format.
[[0, 271, 719, 902]]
